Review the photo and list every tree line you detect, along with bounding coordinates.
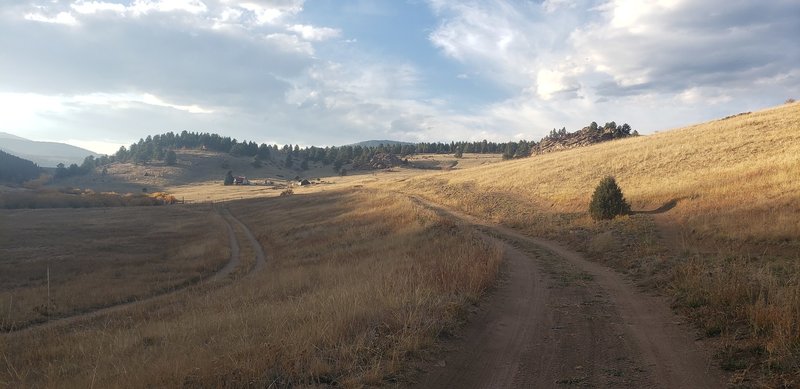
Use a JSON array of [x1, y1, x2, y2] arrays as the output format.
[[82, 121, 634, 172], [102, 130, 541, 170], [0, 150, 41, 184]]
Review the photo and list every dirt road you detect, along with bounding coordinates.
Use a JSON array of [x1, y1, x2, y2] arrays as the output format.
[[410, 196, 724, 388], [4, 206, 265, 333]]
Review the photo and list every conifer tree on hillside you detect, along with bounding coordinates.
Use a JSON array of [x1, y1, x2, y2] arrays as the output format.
[[165, 150, 177, 166], [0, 150, 41, 184], [589, 176, 631, 220]]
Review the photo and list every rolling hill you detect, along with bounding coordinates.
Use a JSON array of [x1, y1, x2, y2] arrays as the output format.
[[0, 132, 99, 167], [400, 101, 800, 386]]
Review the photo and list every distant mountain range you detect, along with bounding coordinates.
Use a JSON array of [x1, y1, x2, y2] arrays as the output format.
[[348, 140, 414, 148], [0, 132, 99, 167]]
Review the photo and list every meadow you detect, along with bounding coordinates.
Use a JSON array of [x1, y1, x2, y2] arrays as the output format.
[[398, 102, 800, 386], [0, 205, 228, 331], [0, 189, 502, 387]]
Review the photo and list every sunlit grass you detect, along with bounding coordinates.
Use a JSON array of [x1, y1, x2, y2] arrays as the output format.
[[0, 189, 502, 387], [397, 102, 800, 385]]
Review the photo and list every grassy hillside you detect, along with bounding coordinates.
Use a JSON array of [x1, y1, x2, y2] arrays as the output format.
[[406, 102, 800, 248], [401, 102, 800, 386]]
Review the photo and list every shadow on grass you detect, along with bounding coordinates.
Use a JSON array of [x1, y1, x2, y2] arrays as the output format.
[[631, 198, 684, 215]]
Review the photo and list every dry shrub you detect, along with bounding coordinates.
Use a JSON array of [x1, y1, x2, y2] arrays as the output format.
[[671, 254, 800, 382], [588, 231, 617, 254]]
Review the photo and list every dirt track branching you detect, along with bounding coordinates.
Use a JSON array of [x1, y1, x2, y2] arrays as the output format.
[[0, 190, 502, 387]]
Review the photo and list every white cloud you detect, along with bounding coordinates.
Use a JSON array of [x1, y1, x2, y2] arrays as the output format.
[[264, 33, 314, 55], [129, 0, 209, 16], [425, 0, 800, 138], [24, 11, 79, 26], [286, 24, 340, 41], [536, 68, 580, 100], [542, 0, 577, 13], [236, 0, 303, 25], [71, 1, 127, 15]]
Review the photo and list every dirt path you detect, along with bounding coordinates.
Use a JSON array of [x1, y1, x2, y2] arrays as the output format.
[[410, 196, 724, 389], [3, 206, 265, 334], [220, 206, 266, 272]]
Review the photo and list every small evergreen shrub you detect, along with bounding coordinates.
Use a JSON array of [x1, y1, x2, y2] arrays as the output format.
[[224, 170, 234, 186], [589, 176, 630, 220]]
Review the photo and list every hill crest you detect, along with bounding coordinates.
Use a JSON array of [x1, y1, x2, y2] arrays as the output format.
[[0, 133, 99, 167]]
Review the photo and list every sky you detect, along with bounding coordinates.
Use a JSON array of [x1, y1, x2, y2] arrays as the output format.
[[0, 0, 798, 154]]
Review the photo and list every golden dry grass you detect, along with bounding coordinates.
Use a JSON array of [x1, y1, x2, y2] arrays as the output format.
[[0, 189, 502, 387], [403, 103, 800, 247], [0, 205, 228, 330], [396, 102, 800, 386]]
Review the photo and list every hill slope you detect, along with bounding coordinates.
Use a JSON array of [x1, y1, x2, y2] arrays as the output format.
[[409, 103, 800, 245], [402, 102, 800, 386], [0, 149, 41, 184], [0, 132, 99, 167]]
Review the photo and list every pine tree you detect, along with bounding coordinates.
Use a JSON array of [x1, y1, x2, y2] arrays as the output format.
[[165, 150, 177, 166], [589, 176, 630, 220]]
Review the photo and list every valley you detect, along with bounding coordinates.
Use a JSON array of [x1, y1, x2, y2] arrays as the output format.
[[0, 102, 798, 387]]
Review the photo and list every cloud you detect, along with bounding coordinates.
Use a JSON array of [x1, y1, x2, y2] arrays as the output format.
[[24, 11, 78, 25], [570, 0, 800, 97], [286, 24, 340, 41], [1, 0, 798, 150], [425, 0, 800, 137], [70, 1, 127, 15]]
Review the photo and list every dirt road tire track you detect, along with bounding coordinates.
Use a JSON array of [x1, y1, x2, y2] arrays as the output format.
[[410, 195, 724, 388], [220, 206, 266, 273], [4, 206, 265, 334]]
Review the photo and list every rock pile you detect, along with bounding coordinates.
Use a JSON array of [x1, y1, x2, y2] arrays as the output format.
[[532, 124, 635, 155], [354, 152, 405, 170]]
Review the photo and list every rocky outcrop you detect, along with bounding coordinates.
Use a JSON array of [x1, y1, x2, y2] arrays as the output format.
[[353, 152, 405, 170], [532, 123, 635, 155]]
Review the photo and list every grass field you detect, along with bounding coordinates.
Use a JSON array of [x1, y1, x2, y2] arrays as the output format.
[[397, 102, 800, 386], [3, 103, 797, 386], [0, 190, 502, 387], [0, 205, 228, 330]]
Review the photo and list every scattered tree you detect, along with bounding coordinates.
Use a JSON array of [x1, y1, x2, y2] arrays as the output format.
[[589, 176, 631, 220], [165, 150, 177, 166], [224, 170, 234, 186]]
